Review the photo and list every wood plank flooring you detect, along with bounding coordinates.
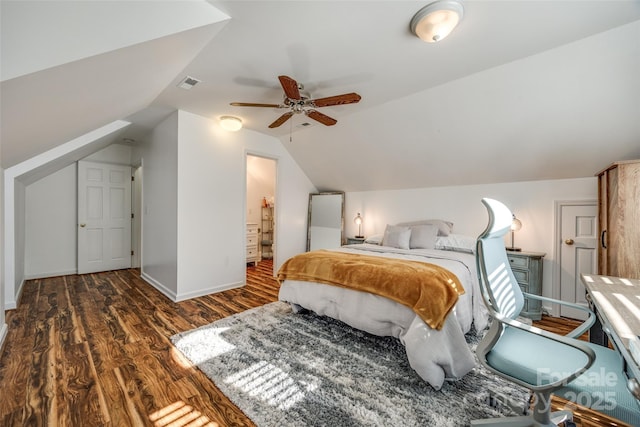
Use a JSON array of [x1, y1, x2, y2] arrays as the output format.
[[0, 262, 629, 426]]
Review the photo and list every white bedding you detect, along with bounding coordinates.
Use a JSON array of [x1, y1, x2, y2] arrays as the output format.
[[278, 243, 489, 389]]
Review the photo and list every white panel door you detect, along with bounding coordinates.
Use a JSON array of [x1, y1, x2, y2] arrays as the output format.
[[78, 161, 132, 274], [559, 203, 598, 320]]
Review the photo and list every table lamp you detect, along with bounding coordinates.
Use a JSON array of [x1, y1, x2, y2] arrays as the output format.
[[508, 214, 522, 251], [354, 213, 364, 238]]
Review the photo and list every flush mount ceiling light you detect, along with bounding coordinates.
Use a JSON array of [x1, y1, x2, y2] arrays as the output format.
[[410, 0, 464, 43], [220, 116, 243, 131]]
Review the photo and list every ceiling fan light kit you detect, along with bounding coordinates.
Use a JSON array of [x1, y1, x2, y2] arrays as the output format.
[[410, 0, 464, 43], [230, 75, 361, 128], [219, 115, 243, 131]]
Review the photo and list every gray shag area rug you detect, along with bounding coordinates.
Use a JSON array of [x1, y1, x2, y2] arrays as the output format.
[[171, 302, 529, 426]]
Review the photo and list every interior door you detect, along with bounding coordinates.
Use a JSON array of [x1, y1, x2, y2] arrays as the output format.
[[559, 202, 598, 320], [78, 161, 132, 274]]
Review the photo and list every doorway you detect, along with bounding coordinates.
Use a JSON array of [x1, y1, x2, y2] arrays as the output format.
[[246, 154, 277, 274], [77, 160, 132, 274], [554, 200, 598, 319]]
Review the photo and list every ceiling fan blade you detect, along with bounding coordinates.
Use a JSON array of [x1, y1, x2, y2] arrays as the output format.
[[311, 92, 361, 107], [278, 75, 301, 100], [230, 102, 282, 108], [268, 112, 294, 128], [306, 110, 337, 126]]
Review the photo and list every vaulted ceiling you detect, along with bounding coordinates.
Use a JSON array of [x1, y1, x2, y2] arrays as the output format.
[[2, 1, 640, 191]]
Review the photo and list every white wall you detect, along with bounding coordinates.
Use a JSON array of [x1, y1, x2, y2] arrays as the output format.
[[1, 0, 229, 81], [25, 164, 77, 278], [176, 111, 246, 298], [83, 143, 133, 165], [140, 110, 315, 300], [22, 144, 133, 279], [13, 181, 25, 303], [345, 177, 597, 302], [0, 163, 6, 349], [139, 112, 179, 296]]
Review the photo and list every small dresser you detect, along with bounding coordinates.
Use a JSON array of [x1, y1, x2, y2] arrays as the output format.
[[346, 237, 366, 245], [246, 223, 259, 266], [506, 250, 545, 320]]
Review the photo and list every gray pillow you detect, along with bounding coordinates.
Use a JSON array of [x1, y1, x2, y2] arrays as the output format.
[[409, 224, 438, 249], [382, 225, 411, 250], [396, 219, 453, 236]]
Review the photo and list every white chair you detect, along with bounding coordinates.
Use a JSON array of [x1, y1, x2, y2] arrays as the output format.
[[472, 198, 640, 426]]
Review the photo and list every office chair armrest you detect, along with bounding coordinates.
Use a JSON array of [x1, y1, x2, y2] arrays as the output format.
[[522, 292, 596, 339], [492, 312, 597, 391]]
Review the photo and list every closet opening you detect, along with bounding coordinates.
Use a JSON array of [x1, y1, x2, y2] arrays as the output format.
[[246, 154, 277, 276]]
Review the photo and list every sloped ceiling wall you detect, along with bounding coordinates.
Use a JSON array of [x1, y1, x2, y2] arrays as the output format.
[[0, 0, 230, 168], [1, 1, 639, 192], [286, 21, 640, 191]]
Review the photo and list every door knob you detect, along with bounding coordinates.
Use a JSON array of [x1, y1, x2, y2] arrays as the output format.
[[80, 223, 86, 228], [565, 238, 574, 245]]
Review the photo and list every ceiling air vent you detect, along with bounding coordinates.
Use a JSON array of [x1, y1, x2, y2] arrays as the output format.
[[177, 76, 200, 90]]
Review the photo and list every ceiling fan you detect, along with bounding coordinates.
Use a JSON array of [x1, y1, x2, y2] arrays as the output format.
[[230, 75, 361, 129]]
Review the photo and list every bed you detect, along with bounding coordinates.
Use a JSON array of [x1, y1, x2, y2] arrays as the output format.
[[277, 221, 488, 390]]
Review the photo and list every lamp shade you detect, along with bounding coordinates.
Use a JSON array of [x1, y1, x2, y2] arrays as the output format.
[[410, 0, 464, 43], [508, 214, 522, 251], [354, 213, 364, 238], [511, 216, 522, 232], [220, 116, 243, 131]]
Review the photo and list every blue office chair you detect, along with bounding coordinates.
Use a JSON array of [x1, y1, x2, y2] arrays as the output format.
[[472, 198, 640, 426]]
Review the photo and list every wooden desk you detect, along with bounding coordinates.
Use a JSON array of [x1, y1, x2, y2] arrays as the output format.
[[581, 273, 640, 400]]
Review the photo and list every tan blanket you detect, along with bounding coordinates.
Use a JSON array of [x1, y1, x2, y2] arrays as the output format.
[[277, 250, 465, 330]]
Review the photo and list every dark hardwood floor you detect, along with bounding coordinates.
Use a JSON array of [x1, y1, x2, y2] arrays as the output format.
[[0, 261, 628, 426]]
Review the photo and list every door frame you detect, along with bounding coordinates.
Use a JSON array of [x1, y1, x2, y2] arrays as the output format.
[[552, 199, 597, 317], [131, 162, 143, 269], [244, 150, 279, 276]]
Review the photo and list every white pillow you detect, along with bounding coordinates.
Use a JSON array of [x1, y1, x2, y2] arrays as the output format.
[[396, 219, 453, 236], [435, 234, 476, 254], [364, 234, 383, 245], [408, 224, 438, 249], [382, 225, 411, 250]]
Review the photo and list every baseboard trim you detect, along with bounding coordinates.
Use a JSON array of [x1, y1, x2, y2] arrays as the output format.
[[0, 322, 8, 357], [24, 270, 77, 280], [4, 278, 25, 310], [139, 272, 244, 303], [175, 281, 244, 302], [140, 272, 178, 302], [0, 323, 9, 356]]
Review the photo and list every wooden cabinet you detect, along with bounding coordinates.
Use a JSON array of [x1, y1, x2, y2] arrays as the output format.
[[507, 250, 545, 320], [261, 206, 274, 260], [246, 223, 259, 266], [597, 160, 640, 279]]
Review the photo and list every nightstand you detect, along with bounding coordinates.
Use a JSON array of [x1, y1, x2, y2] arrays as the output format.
[[506, 250, 545, 320], [346, 237, 366, 245]]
